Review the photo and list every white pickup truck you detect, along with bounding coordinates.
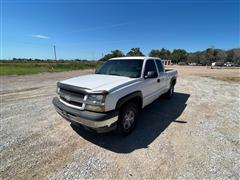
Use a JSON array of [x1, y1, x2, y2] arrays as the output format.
[[53, 57, 177, 135]]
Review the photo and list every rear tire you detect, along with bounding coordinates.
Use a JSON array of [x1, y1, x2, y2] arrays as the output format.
[[165, 84, 174, 99], [115, 102, 139, 136]]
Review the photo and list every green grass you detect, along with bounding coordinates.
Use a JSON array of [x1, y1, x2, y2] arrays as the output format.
[[0, 61, 102, 75]]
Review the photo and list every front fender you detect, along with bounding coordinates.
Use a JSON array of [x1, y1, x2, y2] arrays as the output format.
[[115, 91, 143, 109]]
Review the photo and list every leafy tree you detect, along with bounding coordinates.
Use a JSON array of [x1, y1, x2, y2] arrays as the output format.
[[126, 48, 144, 56], [99, 49, 124, 61], [232, 48, 240, 65], [98, 48, 240, 65], [226, 50, 234, 62], [111, 49, 125, 57], [214, 49, 227, 61], [198, 52, 209, 65], [205, 48, 215, 63], [187, 51, 207, 65], [149, 49, 161, 57], [171, 49, 187, 63], [159, 48, 171, 59], [149, 48, 171, 59], [187, 53, 199, 64]]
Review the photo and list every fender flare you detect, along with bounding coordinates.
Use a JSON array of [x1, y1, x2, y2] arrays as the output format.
[[115, 91, 143, 110]]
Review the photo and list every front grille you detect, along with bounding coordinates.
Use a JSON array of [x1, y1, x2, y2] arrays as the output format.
[[59, 88, 85, 108], [60, 96, 83, 107], [59, 88, 84, 99]]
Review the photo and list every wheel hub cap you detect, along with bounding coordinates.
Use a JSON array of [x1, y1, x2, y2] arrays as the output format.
[[123, 110, 135, 129]]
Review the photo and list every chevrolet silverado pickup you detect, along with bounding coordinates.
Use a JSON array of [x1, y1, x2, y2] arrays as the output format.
[[52, 57, 177, 135]]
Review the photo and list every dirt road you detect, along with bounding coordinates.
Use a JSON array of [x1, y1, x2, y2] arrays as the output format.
[[0, 67, 239, 179]]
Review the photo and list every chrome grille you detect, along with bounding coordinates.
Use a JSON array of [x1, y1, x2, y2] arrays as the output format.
[[59, 88, 84, 99], [59, 88, 85, 109], [60, 96, 83, 107]]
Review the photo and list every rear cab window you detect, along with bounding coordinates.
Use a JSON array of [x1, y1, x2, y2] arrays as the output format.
[[155, 60, 165, 73]]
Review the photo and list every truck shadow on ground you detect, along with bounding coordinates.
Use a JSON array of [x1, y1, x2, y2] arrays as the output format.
[[71, 92, 190, 153]]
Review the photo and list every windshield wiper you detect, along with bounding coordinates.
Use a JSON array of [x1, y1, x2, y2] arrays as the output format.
[[109, 73, 121, 76]]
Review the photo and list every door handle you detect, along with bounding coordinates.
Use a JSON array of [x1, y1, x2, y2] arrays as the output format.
[[157, 79, 160, 83]]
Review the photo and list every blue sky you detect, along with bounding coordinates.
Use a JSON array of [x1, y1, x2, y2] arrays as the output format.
[[1, 0, 239, 60]]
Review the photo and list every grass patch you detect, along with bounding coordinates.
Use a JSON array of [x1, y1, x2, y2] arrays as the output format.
[[0, 61, 102, 75], [210, 76, 240, 82]]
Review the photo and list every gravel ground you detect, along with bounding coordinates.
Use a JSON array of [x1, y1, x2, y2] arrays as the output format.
[[0, 66, 239, 179]]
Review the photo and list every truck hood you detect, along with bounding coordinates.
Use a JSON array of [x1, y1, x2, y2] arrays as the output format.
[[60, 74, 137, 92]]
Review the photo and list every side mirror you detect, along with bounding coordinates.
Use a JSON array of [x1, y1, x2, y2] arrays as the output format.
[[144, 71, 158, 79]]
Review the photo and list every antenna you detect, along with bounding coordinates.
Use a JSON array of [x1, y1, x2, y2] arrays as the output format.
[[54, 45, 57, 60]]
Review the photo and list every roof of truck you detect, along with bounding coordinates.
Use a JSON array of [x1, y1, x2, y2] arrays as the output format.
[[110, 56, 160, 60]]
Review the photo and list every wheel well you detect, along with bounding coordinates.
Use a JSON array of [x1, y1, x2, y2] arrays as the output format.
[[171, 78, 176, 86], [127, 96, 142, 110], [116, 92, 143, 111]]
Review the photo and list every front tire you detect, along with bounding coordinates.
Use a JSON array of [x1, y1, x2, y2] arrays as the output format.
[[115, 102, 138, 136]]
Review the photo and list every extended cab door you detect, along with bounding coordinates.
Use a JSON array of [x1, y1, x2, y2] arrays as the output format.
[[142, 59, 161, 106], [155, 59, 168, 93]]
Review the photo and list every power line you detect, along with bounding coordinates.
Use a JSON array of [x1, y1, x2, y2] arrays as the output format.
[[54, 45, 57, 60]]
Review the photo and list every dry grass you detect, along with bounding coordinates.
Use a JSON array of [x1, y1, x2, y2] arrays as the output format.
[[210, 76, 240, 82]]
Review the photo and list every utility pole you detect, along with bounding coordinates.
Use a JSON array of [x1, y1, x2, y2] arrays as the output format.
[[54, 45, 57, 60]]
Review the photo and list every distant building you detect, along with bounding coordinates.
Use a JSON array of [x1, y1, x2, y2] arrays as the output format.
[[212, 61, 224, 67], [161, 59, 171, 66]]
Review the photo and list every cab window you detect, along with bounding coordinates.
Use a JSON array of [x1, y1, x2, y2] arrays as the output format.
[[144, 60, 158, 76], [156, 60, 164, 72]]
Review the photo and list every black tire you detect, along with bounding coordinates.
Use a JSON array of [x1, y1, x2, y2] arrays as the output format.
[[165, 84, 174, 99], [115, 102, 139, 136]]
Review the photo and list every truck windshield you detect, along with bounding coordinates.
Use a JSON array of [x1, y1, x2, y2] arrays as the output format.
[[96, 60, 143, 78]]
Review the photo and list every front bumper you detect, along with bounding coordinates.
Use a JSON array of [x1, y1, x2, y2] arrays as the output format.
[[52, 97, 118, 132]]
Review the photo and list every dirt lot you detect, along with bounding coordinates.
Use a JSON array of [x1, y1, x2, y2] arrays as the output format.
[[0, 66, 239, 179]]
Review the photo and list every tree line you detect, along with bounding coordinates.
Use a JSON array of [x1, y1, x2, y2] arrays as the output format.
[[1, 58, 96, 63], [99, 48, 240, 65]]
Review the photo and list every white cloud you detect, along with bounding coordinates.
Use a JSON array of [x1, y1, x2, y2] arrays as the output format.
[[31, 34, 50, 39]]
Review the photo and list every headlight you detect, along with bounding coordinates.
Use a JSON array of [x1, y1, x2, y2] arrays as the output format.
[[85, 94, 106, 112], [86, 94, 105, 105]]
